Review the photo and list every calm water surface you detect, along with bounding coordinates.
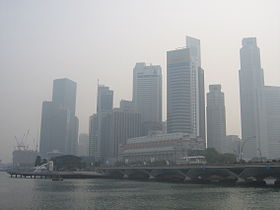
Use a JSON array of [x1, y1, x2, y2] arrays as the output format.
[[1, 172, 280, 210]]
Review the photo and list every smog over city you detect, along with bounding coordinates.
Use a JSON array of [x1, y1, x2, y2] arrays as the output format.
[[0, 0, 280, 209]]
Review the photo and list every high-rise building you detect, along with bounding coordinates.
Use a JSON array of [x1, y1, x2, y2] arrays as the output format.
[[120, 100, 135, 112], [133, 62, 162, 135], [39, 78, 79, 158], [206, 84, 226, 153], [239, 38, 264, 159], [89, 114, 98, 157], [111, 107, 142, 159], [262, 86, 280, 159], [52, 78, 77, 116], [89, 85, 113, 161], [167, 36, 205, 141], [40, 101, 68, 157], [78, 133, 89, 157], [97, 85, 113, 113]]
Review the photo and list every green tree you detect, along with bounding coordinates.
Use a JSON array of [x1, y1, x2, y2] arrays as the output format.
[[34, 155, 42, 166]]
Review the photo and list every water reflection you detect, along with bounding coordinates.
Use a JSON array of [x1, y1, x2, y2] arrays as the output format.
[[1, 172, 280, 210]]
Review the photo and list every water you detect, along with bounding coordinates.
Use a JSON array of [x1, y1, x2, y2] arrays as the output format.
[[1, 172, 280, 210]]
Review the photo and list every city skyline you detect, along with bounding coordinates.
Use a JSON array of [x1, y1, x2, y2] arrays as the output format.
[[1, 35, 279, 162], [1, 0, 279, 162]]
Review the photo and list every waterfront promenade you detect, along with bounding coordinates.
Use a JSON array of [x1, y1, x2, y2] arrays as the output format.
[[7, 163, 280, 186]]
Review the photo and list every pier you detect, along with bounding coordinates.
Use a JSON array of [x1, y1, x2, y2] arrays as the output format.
[[7, 170, 104, 179], [8, 163, 280, 186]]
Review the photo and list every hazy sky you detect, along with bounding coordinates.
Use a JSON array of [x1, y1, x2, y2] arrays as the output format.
[[1, 0, 279, 162]]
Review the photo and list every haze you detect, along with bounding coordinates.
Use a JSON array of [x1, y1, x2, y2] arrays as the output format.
[[0, 0, 279, 162]]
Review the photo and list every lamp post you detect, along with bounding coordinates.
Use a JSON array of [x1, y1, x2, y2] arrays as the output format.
[[257, 147, 263, 162]]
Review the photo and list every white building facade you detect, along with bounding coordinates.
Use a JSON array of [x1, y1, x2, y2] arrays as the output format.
[[167, 36, 205, 141], [239, 38, 265, 160], [119, 133, 205, 163], [133, 62, 162, 134], [262, 86, 280, 159]]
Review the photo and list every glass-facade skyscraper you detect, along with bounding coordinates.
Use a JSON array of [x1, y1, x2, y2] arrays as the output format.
[[207, 84, 226, 153], [133, 62, 162, 135], [39, 78, 79, 157], [167, 36, 205, 141], [239, 38, 264, 159]]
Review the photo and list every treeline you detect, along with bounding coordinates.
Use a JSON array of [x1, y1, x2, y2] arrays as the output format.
[[189, 148, 236, 164]]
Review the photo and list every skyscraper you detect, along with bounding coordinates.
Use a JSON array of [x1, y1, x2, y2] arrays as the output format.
[[239, 38, 264, 159], [89, 114, 98, 157], [207, 84, 226, 153], [52, 78, 77, 116], [262, 86, 280, 159], [39, 101, 68, 157], [133, 62, 162, 135], [78, 133, 89, 157], [89, 85, 113, 161], [40, 78, 79, 157], [97, 85, 114, 113], [167, 36, 205, 140], [111, 107, 142, 159]]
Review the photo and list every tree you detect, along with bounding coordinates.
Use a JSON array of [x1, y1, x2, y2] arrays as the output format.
[[34, 155, 42, 166], [189, 148, 236, 164]]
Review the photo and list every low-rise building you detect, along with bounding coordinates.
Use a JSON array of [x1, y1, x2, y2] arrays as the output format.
[[119, 132, 205, 164], [13, 149, 38, 168]]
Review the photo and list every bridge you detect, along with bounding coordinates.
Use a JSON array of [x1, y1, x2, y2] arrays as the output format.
[[98, 163, 280, 186]]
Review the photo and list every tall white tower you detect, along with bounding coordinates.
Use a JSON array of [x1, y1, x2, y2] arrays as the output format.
[[239, 37, 264, 159], [167, 36, 205, 140], [133, 63, 162, 134]]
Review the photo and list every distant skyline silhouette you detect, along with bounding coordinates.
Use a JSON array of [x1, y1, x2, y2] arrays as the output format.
[[1, 0, 279, 162]]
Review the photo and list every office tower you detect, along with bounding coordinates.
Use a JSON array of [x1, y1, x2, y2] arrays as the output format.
[[52, 78, 77, 116], [97, 85, 113, 113], [239, 38, 264, 159], [89, 85, 113, 161], [262, 86, 280, 159], [39, 101, 68, 157], [89, 114, 98, 157], [167, 36, 205, 141], [133, 62, 162, 135], [111, 107, 142, 159], [67, 116, 79, 155], [206, 85, 226, 153], [198, 68, 206, 141], [40, 78, 79, 157], [78, 133, 89, 156], [120, 100, 135, 112]]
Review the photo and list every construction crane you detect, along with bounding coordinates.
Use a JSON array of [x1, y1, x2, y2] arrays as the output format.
[[14, 129, 30, 151]]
